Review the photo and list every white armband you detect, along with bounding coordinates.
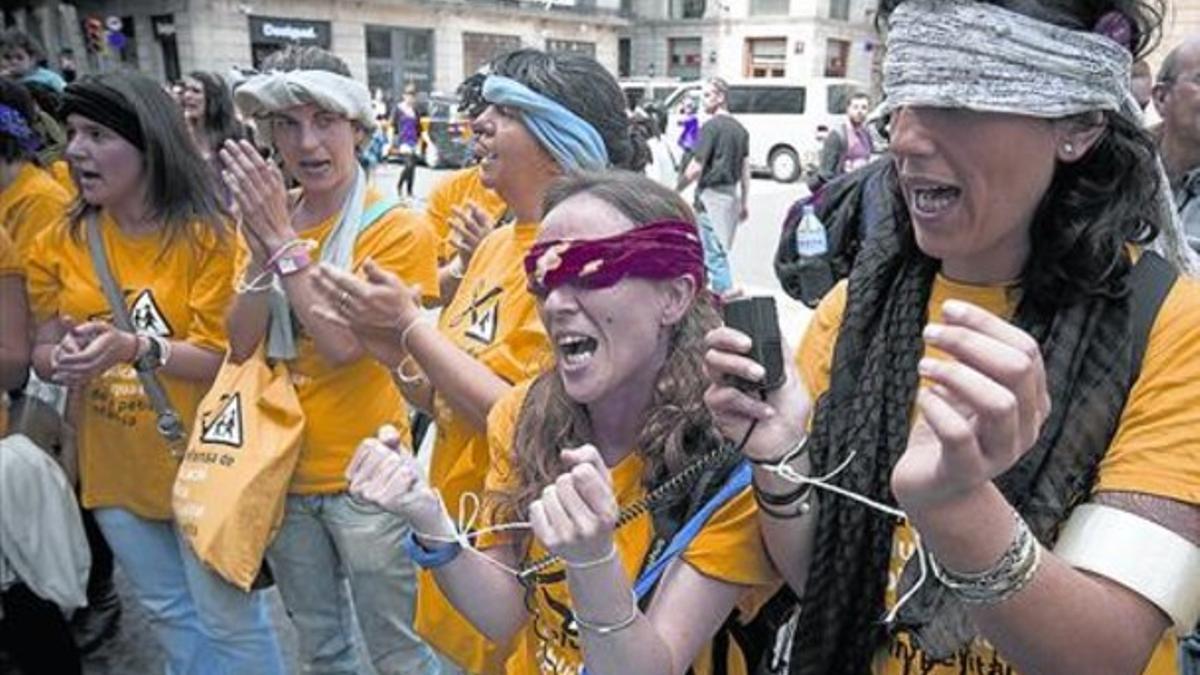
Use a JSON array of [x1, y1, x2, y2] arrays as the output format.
[[1053, 503, 1200, 634]]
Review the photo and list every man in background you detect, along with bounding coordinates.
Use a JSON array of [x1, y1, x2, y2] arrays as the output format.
[[677, 77, 749, 252], [1153, 38, 1200, 252]]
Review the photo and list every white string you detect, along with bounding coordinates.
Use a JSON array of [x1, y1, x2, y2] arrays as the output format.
[[761, 449, 930, 624], [407, 449, 932, 622], [408, 488, 535, 579], [235, 267, 275, 294]]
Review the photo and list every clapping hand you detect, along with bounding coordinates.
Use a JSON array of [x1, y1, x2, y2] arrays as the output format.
[[220, 139, 296, 263], [448, 203, 495, 269], [311, 260, 425, 366]]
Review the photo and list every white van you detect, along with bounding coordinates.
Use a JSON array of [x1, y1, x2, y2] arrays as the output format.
[[661, 78, 866, 183], [619, 78, 686, 111]]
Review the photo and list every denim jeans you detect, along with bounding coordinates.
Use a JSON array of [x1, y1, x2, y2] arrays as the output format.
[[92, 508, 286, 675], [1182, 628, 1200, 675], [267, 492, 440, 675]]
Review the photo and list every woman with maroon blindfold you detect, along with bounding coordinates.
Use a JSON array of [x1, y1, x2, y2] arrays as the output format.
[[311, 48, 650, 673], [344, 171, 780, 675]]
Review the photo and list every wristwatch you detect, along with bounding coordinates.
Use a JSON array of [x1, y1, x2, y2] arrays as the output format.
[[274, 248, 313, 276], [133, 335, 168, 372], [403, 531, 462, 569]]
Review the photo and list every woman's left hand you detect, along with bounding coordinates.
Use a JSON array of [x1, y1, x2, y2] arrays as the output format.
[[891, 300, 1051, 513], [312, 260, 424, 334], [220, 139, 296, 255], [530, 445, 620, 566]]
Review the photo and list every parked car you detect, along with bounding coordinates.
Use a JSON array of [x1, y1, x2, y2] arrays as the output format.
[[386, 95, 475, 169], [422, 95, 474, 169], [661, 78, 866, 183]]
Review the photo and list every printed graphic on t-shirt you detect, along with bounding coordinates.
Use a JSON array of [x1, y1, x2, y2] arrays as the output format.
[[129, 289, 174, 337], [199, 393, 243, 448], [528, 567, 584, 674], [452, 284, 503, 346]]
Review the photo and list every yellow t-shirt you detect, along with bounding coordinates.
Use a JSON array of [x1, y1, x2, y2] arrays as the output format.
[[0, 163, 72, 257], [232, 187, 440, 494], [24, 212, 234, 520], [49, 160, 76, 197], [0, 227, 21, 276], [414, 221, 552, 673], [424, 166, 507, 263], [476, 381, 779, 675], [796, 275, 1200, 675], [0, 227, 24, 437]]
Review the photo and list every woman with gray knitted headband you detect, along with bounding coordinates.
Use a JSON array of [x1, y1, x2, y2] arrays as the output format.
[[705, 1, 1200, 674]]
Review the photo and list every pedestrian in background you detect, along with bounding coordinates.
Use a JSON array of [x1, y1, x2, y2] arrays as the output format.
[[809, 91, 876, 192], [1152, 38, 1200, 252], [394, 83, 423, 204], [678, 77, 749, 252]]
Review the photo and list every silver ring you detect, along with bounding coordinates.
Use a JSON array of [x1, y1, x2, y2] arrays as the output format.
[[338, 290, 351, 313]]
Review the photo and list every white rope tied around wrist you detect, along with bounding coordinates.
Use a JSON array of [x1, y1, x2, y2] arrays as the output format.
[[409, 489, 535, 578], [411, 444, 933, 622], [758, 446, 930, 624]]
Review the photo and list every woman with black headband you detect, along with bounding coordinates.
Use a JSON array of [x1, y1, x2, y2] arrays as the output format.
[[313, 48, 648, 673], [346, 170, 779, 675], [23, 71, 286, 675], [705, 1, 1200, 673]]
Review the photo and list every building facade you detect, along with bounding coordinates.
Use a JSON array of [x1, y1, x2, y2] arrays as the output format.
[[619, 0, 877, 88], [4, 0, 627, 100]]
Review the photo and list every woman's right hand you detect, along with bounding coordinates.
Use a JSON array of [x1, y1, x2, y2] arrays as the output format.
[[220, 139, 296, 260], [449, 203, 495, 269], [346, 425, 450, 536], [703, 326, 812, 462]]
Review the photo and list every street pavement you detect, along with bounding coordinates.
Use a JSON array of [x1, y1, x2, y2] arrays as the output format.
[[1, 161, 813, 675]]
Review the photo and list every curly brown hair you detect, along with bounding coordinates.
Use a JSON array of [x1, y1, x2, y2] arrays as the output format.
[[486, 171, 723, 532]]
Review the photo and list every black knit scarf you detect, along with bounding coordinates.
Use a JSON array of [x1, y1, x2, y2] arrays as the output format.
[[789, 163, 1141, 673]]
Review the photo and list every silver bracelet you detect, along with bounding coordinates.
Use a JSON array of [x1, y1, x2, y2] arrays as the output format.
[[573, 589, 639, 636], [930, 511, 1042, 605]]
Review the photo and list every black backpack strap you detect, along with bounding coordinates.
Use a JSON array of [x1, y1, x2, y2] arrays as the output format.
[[1128, 251, 1178, 385]]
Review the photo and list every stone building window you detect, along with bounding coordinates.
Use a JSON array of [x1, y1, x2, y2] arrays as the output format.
[[463, 32, 521, 79], [670, 0, 707, 20], [744, 37, 786, 77], [546, 39, 596, 58], [668, 37, 702, 79], [750, 0, 789, 16], [824, 37, 850, 77]]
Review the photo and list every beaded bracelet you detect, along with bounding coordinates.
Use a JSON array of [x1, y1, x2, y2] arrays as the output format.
[[573, 589, 639, 636], [930, 511, 1041, 605]]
